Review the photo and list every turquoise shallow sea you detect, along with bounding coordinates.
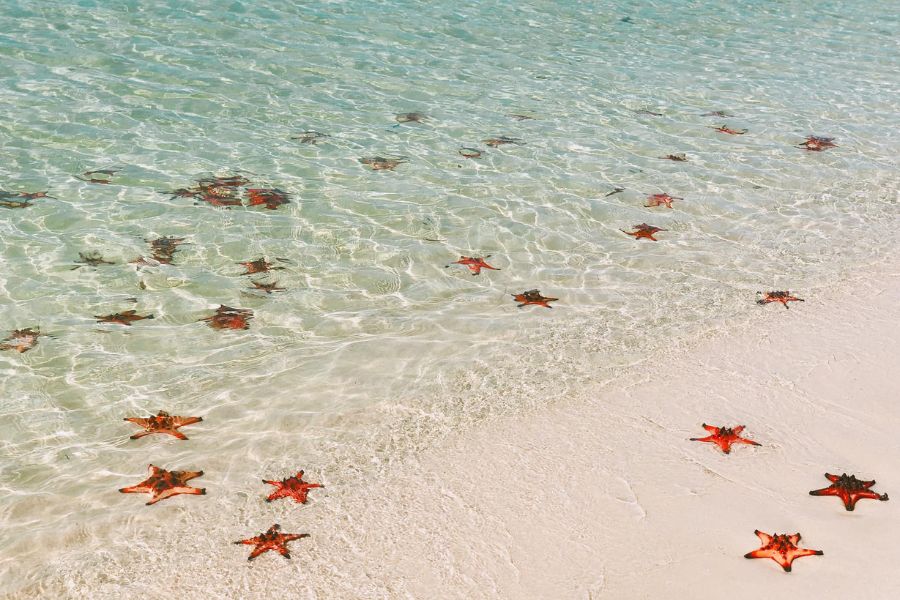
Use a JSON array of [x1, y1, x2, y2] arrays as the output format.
[[1, 0, 898, 596]]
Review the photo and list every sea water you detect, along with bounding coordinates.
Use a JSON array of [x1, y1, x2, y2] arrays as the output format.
[[0, 0, 898, 596]]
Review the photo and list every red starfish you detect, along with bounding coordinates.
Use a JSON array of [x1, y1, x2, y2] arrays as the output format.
[[757, 291, 804, 309], [621, 223, 667, 241], [124, 410, 203, 440], [512, 289, 558, 309], [250, 280, 285, 294], [119, 464, 206, 505], [710, 125, 747, 135], [200, 305, 253, 330], [809, 473, 889, 511], [148, 236, 187, 265], [798, 135, 837, 151], [197, 184, 243, 207], [645, 193, 682, 208], [447, 255, 500, 275], [246, 188, 290, 210], [95, 310, 155, 326], [690, 423, 761, 454], [238, 258, 284, 276], [263, 470, 324, 504], [234, 524, 310, 561], [744, 530, 823, 572], [0, 328, 41, 353]]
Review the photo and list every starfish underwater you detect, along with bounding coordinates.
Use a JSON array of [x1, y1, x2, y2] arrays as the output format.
[[483, 136, 525, 147], [0, 190, 52, 208], [124, 410, 203, 440], [512, 289, 558, 309], [660, 153, 688, 162], [446, 255, 500, 275], [250, 280, 286, 294], [95, 310, 155, 326], [71, 251, 115, 270], [621, 223, 667, 241], [200, 305, 253, 330], [710, 125, 747, 135], [119, 464, 206, 505], [644, 193, 682, 208], [246, 188, 290, 210], [395, 112, 427, 123], [690, 424, 761, 454], [142, 236, 187, 265], [263, 470, 323, 504], [809, 473, 889, 511], [238, 258, 284, 276], [757, 291, 804, 309], [0, 328, 41, 353], [234, 524, 310, 561], [798, 135, 837, 151], [744, 530, 823, 572], [359, 156, 408, 171], [459, 147, 483, 159], [291, 131, 330, 144], [76, 169, 120, 184], [508, 113, 535, 121]]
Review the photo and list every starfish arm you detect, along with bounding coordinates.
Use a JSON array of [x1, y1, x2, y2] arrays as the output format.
[[235, 538, 260, 546], [283, 533, 310, 542], [179, 470, 204, 482], [119, 483, 152, 494], [847, 490, 888, 511], [173, 416, 202, 427], [124, 417, 151, 428], [860, 479, 877, 488], [129, 430, 153, 440], [736, 437, 761, 447], [825, 473, 841, 482], [160, 429, 189, 440], [689, 435, 716, 443], [146, 485, 205, 505], [265, 488, 287, 502], [277, 547, 291, 559], [716, 439, 733, 454], [808, 486, 840, 497], [701, 424, 719, 433], [247, 545, 270, 560], [754, 530, 772, 544], [744, 549, 771, 559]]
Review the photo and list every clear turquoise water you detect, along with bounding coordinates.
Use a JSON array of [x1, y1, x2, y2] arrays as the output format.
[[1, 0, 898, 596]]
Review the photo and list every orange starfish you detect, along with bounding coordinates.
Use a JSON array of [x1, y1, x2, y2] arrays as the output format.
[[798, 135, 837, 151], [690, 424, 761, 454], [710, 125, 747, 135], [644, 193, 682, 208], [246, 188, 290, 210], [512, 289, 558, 309], [744, 530, 823, 572], [263, 470, 324, 504], [621, 223, 666, 241], [238, 258, 284, 276], [250, 280, 285, 294], [119, 464, 206, 505], [757, 291, 804, 309], [200, 305, 253, 330], [0, 328, 41, 353], [124, 410, 203, 440], [234, 524, 310, 561], [809, 473, 889, 511], [95, 310, 155, 326], [446, 255, 500, 275]]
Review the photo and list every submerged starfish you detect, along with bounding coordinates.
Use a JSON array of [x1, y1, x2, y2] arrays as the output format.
[[250, 280, 285, 294], [690, 424, 761, 454], [239, 258, 284, 276], [459, 147, 483, 159], [291, 131, 330, 144], [508, 113, 535, 121], [744, 530, 823, 572], [711, 125, 747, 135], [200, 305, 253, 330], [660, 153, 688, 162], [263, 470, 323, 504], [95, 310, 155, 326], [512, 289, 558, 309], [0, 198, 33, 209], [0, 328, 41, 353], [798, 135, 837, 151], [119, 464, 205, 505], [621, 223, 667, 241], [809, 473, 889, 511], [71, 251, 115, 270], [483, 136, 524, 147], [124, 410, 203, 440], [76, 169, 120, 184], [757, 291, 804, 309], [196, 182, 243, 207], [246, 188, 290, 210], [359, 156, 408, 171], [147, 236, 187, 265], [644, 193, 682, 208], [234, 524, 310, 561], [446, 255, 500, 275], [395, 112, 427, 123], [604, 187, 625, 197]]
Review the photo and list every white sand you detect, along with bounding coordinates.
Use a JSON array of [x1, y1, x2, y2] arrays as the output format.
[[343, 265, 900, 598]]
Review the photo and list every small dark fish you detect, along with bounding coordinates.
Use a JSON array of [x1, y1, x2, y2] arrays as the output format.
[[71, 251, 115, 270], [604, 187, 625, 197], [508, 114, 535, 121], [636, 109, 663, 117]]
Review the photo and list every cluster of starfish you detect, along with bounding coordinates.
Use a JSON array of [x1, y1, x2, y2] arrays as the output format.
[[0, 189, 52, 208], [164, 174, 290, 210]]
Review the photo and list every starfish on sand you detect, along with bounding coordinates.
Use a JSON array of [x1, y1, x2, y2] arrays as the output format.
[[234, 524, 310, 561], [124, 410, 203, 440], [446, 256, 500, 275], [0, 328, 41, 353], [710, 125, 747, 135], [119, 464, 205, 505], [645, 193, 682, 208], [249, 280, 285, 294], [263, 470, 324, 504], [621, 223, 667, 241], [246, 188, 290, 210], [757, 291, 804, 309], [744, 530, 823, 572], [512, 289, 558, 309], [95, 310, 155, 326], [809, 473, 889, 511], [690, 424, 761, 454], [798, 135, 837, 151], [200, 305, 253, 330], [359, 156, 408, 171], [239, 258, 284, 276]]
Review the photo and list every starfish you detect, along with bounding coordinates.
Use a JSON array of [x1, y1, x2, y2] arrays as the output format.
[[246, 188, 290, 210], [446, 255, 500, 275], [196, 182, 242, 207], [71, 251, 115, 269], [1, 190, 53, 200], [690, 423, 761, 454], [250, 280, 285, 294], [239, 258, 284, 276], [809, 473, 889, 511], [0, 327, 41, 353], [798, 135, 837, 151], [459, 147, 483, 159], [76, 168, 120, 184], [164, 187, 201, 201], [263, 470, 324, 504], [119, 464, 205, 505], [483, 136, 524, 147], [291, 131, 330, 144], [604, 187, 625, 197], [124, 410, 203, 440], [710, 125, 747, 135], [148, 236, 186, 265], [95, 310, 155, 326], [660, 153, 688, 161], [234, 524, 309, 561], [644, 193, 682, 208], [757, 291, 804, 309], [0, 198, 33, 209], [621, 223, 667, 241], [359, 156, 408, 171], [744, 530, 823, 572], [200, 305, 253, 330], [512, 289, 558, 309], [395, 112, 427, 123]]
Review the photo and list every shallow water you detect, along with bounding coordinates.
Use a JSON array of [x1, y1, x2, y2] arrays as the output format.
[[1, 0, 898, 596]]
